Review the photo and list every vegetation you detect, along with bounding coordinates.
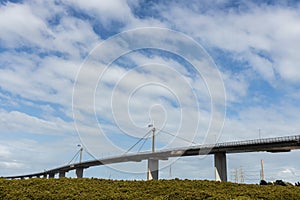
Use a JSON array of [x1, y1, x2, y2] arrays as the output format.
[[260, 179, 294, 186], [1, 178, 300, 199]]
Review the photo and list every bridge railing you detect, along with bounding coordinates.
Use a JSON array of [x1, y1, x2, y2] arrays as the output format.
[[213, 135, 300, 148], [179, 134, 300, 150], [162, 135, 300, 152]]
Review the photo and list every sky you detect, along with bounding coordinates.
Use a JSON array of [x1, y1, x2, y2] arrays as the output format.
[[1, 0, 300, 183]]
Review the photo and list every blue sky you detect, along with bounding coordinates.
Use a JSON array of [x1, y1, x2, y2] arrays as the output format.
[[1, 0, 300, 183]]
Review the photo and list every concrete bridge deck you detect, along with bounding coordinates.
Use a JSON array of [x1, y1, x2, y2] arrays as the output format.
[[3, 135, 300, 181]]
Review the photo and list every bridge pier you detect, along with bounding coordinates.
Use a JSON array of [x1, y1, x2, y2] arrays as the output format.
[[147, 159, 159, 180], [59, 171, 66, 178], [76, 168, 84, 178], [214, 152, 227, 182], [49, 173, 55, 179]]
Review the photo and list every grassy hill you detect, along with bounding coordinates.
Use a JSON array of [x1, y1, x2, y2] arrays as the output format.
[[1, 178, 300, 199]]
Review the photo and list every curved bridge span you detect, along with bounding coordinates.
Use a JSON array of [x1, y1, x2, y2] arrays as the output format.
[[4, 135, 300, 181]]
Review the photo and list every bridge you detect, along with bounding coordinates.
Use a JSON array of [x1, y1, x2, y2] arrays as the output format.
[[3, 135, 300, 182]]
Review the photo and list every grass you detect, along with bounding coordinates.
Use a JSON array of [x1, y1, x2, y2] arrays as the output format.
[[1, 178, 300, 199]]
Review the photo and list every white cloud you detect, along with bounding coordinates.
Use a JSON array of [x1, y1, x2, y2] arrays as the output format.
[[247, 52, 275, 83], [0, 109, 74, 135], [0, 54, 76, 106], [0, 2, 49, 47], [221, 104, 300, 142], [0, 161, 24, 169], [0, 1, 99, 54], [158, 3, 300, 83], [222, 72, 248, 103], [65, 0, 133, 25], [0, 145, 11, 158]]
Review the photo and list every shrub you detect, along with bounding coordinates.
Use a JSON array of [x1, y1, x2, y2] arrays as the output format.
[[259, 180, 267, 185], [274, 180, 286, 186]]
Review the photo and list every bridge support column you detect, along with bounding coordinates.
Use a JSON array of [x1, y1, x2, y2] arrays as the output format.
[[214, 152, 227, 182], [49, 173, 55, 179], [76, 168, 84, 178], [59, 171, 66, 178], [147, 159, 158, 180]]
